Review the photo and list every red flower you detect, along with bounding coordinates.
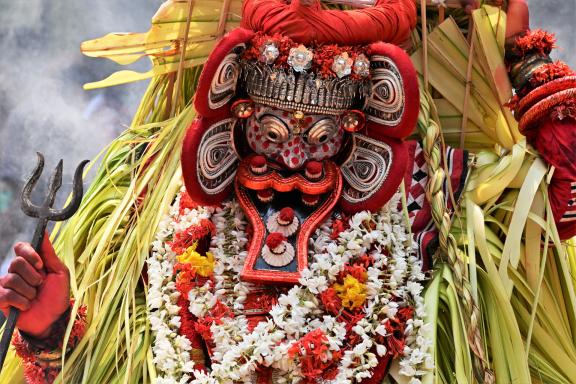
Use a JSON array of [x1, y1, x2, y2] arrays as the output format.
[[339, 264, 368, 283], [331, 218, 348, 240], [179, 191, 199, 215], [515, 29, 556, 57], [177, 296, 207, 365], [288, 329, 339, 383], [242, 33, 369, 79], [168, 219, 215, 254], [397, 306, 414, 322], [552, 100, 576, 121], [530, 61, 575, 88], [320, 287, 342, 315], [174, 263, 211, 295], [384, 317, 407, 357], [195, 316, 216, 345], [356, 253, 374, 269], [210, 300, 234, 319], [192, 300, 234, 348]]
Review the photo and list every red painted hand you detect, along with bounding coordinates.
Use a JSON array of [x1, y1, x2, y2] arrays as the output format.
[[0, 235, 70, 338]]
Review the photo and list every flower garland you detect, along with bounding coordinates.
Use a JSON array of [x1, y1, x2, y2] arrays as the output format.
[[146, 189, 214, 383], [148, 190, 433, 384]]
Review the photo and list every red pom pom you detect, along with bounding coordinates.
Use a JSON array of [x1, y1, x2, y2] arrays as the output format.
[[515, 29, 557, 57], [530, 61, 575, 88], [257, 189, 274, 203], [305, 161, 323, 178], [251, 155, 267, 168], [266, 232, 286, 249], [278, 207, 295, 224], [302, 194, 319, 206], [250, 155, 268, 175]]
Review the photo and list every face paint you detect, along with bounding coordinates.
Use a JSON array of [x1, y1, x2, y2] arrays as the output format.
[[246, 104, 344, 170]]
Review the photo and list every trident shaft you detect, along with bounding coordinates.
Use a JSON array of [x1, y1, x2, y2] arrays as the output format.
[[0, 153, 88, 372]]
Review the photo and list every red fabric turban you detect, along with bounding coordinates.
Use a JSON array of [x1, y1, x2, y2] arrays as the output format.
[[241, 0, 417, 46]]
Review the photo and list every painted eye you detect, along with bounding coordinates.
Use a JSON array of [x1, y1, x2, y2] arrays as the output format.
[[260, 115, 290, 143], [306, 118, 337, 145]]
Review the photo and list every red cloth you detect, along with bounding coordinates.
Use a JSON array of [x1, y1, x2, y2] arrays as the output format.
[[523, 118, 576, 239], [241, 0, 416, 46], [524, 118, 576, 177]]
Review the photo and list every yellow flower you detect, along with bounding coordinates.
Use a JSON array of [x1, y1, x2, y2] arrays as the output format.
[[333, 275, 367, 310], [177, 242, 214, 277]]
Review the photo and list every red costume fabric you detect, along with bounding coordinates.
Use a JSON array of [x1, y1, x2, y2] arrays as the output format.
[[509, 30, 576, 239], [241, 0, 416, 46]]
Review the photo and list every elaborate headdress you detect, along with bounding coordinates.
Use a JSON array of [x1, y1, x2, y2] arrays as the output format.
[[182, 0, 420, 283]]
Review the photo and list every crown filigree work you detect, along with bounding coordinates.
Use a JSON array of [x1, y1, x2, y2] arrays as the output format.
[[241, 62, 370, 115]]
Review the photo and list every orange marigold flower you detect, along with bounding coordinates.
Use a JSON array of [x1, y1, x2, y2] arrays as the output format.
[[333, 275, 367, 310], [177, 242, 215, 277]]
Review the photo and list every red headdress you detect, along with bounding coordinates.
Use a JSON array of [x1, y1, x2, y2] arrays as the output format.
[[183, 0, 419, 211], [241, 0, 417, 46]]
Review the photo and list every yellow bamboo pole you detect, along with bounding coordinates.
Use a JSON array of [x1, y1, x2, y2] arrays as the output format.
[[421, 0, 429, 90], [217, 0, 233, 37], [460, 19, 476, 148], [171, 0, 196, 118]]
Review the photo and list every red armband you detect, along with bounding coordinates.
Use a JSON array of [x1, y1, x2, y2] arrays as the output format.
[[12, 302, 87, 384], [507, 30, 576, 239]]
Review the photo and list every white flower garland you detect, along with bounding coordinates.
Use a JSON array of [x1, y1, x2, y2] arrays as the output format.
[[147, 189, 214, 383], [148, 190, 433, 384]]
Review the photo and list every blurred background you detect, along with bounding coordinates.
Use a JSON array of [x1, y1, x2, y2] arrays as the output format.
[[0, 0, 575, 272]]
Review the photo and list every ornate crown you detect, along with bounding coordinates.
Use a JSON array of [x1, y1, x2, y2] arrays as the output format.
[[239, 34, 371, 115]]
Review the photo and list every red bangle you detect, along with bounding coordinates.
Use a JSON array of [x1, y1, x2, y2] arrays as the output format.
[[516, 76, 576, 119], [519, 88, 576, 132]]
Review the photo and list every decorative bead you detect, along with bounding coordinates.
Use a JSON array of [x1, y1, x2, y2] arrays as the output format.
[[257, 189, 274, 203], [293, 110, 305, 120], [302, 194, 320, 206], [340, 110, 365, 132], [288, 45, 313, 73], [231, 99, 255, 119], [332, 52, 353, 78], [259, 42, 280, 64], [250, 155, 268, 175], [305, 161, 323, 180], [354, 54, 370, 77]]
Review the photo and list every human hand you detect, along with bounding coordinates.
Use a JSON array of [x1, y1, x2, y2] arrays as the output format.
[[0, 235, 70, 338]]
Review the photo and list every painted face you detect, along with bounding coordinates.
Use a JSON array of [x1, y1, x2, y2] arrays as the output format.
[[246, 104, 345, 170]]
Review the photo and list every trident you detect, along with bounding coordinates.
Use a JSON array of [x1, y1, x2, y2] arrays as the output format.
[[0, 153, 88, 371]]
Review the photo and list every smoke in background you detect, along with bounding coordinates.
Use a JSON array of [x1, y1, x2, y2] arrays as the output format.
[[0, 0, 160, 263], [0, 0, 575, 263], [528, 0, 576, 66]]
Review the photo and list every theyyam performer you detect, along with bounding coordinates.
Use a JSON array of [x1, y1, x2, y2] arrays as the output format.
[[1, 0, 575, 383]]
